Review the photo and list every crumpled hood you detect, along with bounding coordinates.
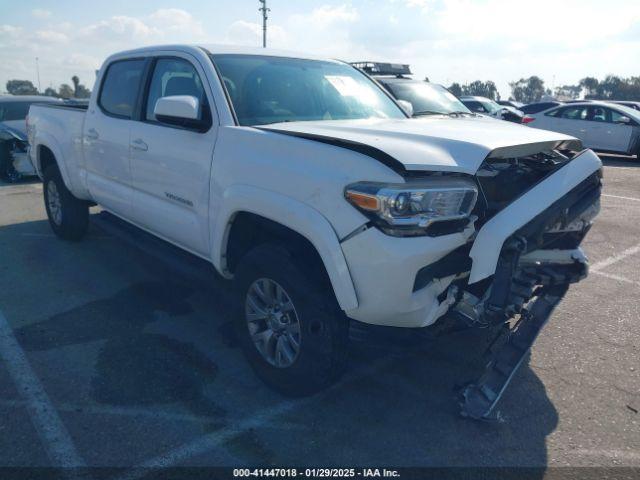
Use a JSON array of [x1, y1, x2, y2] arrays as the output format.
[[261, 116, 580, 175]]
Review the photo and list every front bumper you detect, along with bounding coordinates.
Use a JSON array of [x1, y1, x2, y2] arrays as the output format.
[[340, 149, 602, 328]]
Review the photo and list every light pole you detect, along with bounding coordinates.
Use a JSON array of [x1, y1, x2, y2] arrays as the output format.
[[259, 0, 269, 48], [36, 57, 41, 93]]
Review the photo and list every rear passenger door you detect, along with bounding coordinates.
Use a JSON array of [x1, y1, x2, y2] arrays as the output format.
[[84, 58, 146, 218], [129, 54, 217, 257]]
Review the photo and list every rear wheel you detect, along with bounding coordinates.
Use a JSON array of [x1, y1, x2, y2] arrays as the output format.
[[43, 165, 89, 241], [234, 243, 349, 396]]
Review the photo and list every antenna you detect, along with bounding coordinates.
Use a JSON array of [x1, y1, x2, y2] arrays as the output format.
[[258, 0, 269, 48]]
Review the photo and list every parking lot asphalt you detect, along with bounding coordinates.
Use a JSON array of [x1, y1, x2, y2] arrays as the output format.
[[0, 155, 638, 475]]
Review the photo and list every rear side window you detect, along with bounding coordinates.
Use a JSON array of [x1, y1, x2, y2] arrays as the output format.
[[559, 106, 587, 120], [99, 59, 145, 118]]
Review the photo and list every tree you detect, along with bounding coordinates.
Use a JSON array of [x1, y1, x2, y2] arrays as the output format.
[[461, 80, 498, 100], [43, 87, 59, 98], [6, 80, 38, 95], [579, 77, 599, 98], [72, 76, 80, 97], [58, 84, 74, 99], [69, 75, 91, 99], [555, 84, 581, 100], [448, 82, 462, 97], [509, 76, 546, 103], [74, 84, 91, 99]]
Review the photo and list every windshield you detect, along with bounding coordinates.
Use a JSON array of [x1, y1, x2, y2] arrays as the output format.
[[481, 99, 502, 114], [385, 81, 470, 115], [210, 55, 406, 126]]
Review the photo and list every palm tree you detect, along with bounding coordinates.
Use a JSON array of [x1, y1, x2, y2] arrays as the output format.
[[71, 76, 80, 98]]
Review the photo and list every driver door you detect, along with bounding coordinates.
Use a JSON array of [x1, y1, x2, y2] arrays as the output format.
[[586, 106, 634, 153]]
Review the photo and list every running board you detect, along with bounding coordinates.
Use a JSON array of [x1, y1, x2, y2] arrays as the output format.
[[459, 285, 568, 420]]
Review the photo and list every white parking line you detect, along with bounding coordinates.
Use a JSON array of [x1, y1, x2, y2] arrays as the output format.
[[0, 310, 88, 477], [602, 194, 640, 202], [113, 355, 402, 480], [0, 398, 223, 425], [591, 242, 640, 272], [592, 270, 640, 287]]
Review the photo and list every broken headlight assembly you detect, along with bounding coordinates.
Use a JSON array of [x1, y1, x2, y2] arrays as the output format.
[[344, 178, 478, 237]]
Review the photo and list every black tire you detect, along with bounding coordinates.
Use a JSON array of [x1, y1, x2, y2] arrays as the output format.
[[43, 164, 89, 241], [234, 243, 349, 396]]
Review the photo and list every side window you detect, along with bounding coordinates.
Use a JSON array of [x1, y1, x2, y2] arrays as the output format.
[[145, 58, 207, 123], [545, 108, 560, 117], [588, 106, 609, 122], [607, 108, 626, 123], [560, 106, 587, 120], [465, 101, 485, 113], [99, 59, 145, 118]]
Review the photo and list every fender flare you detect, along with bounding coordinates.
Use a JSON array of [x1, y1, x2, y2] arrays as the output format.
[[212, 184, 359, 312], [33, 133, 72, 188]]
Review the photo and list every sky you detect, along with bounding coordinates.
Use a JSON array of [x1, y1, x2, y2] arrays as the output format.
[[1, 0, 639, 98]]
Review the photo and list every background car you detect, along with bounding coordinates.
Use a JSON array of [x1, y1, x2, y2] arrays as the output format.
[[497, 99, 524, 109], [460, 95, 527, 123], [520, 101, 563, 114], [609, 101, 640, 111], [0, 95, 61, 136], [528, 101, 640, 159], [0, 95, 62, 181], [350, 62, 474, 117]]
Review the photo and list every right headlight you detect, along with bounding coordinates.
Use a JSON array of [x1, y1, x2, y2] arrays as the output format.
[[345, 177, 478, 237]]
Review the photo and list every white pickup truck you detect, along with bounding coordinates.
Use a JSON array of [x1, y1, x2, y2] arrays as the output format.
[[28, 45, 602, 419]]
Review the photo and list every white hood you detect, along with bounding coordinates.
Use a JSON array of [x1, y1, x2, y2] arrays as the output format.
[[262, 116, 579, 175]]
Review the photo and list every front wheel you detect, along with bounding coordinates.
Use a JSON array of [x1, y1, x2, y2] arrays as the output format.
[[43, 165, 89, 241], [234, 244, 349, 396]]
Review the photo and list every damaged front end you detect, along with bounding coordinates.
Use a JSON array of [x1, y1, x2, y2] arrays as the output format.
[[440, 150, 602, 419], [0, 126, 30, 182]]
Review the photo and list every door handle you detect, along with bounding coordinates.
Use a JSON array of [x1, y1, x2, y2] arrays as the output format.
[[86, 128, 99, 140], [131, 138, 148, 152]]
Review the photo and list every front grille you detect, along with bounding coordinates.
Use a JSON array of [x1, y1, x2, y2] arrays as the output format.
[[473, 151, 572, 226]]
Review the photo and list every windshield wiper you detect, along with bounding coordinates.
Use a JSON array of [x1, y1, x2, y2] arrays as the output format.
[[412, 110, 446, 117]]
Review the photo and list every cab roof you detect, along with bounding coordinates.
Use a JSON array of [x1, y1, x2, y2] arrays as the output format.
[[108, 44, 342, 63]]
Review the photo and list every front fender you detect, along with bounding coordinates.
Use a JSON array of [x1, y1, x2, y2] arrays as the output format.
[[212, 184, 359, 312]]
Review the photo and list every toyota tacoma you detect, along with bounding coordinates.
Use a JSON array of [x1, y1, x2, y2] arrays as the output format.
[[27, 45, 602, 419]]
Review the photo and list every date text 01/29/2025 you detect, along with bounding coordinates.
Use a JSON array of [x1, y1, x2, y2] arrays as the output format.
[[233, 468, 401, 478]]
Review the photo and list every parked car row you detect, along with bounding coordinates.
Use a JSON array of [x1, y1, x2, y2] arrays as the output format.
[[351, 63, 528, 124], [349, 63, 639, 159]]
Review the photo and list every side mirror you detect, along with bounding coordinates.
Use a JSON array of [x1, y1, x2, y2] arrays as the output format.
[[616, 116, 631, 124], [154, 95, 204, 129], [397, 100, 414, 117]]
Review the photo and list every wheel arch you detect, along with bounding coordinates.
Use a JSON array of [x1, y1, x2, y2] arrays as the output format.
[[33, 136, 71, 188], [212, 185, 359, 312]]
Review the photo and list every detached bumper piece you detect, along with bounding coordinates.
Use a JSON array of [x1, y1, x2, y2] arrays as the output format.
[[459, 171, 600, 420]]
